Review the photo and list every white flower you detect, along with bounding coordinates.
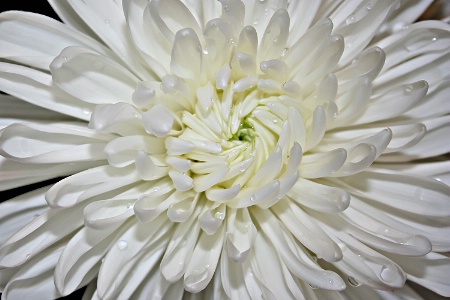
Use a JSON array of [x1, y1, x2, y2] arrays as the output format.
[[0, 0, 449, 299]]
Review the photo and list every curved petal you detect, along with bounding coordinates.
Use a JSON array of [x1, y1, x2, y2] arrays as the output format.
[[50, 47, 139, 104], [0, 11, 112, 70]]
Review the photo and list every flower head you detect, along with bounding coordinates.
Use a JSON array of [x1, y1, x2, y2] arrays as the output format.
[[0, 0, 449, 299]]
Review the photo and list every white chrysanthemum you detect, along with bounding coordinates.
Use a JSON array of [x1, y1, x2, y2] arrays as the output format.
[[0, 0, 450, 299]]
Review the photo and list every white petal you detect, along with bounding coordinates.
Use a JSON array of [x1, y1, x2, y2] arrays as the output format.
[[0, 95, 68, 123], [65, 0, 154, 79], [50, 47, 139, 104], [0, 11, 111, 70], [160, 213, 200, 282], [0, 187, 49, 245], [3, 244, 64, 300], [0, 157, 100, 191], [334, 0, 399, 66], [55, 225, 120, 295], [83, 199, 134, 230], [259, 9, 290, 60], [338, 170, 450, 218], [288, 178, 350, 213], [225, 208, 256, 263], [0, 205, 83, 268], [272, 200, 343, 263], [171, 28, 202, 80], [0, 123, 107, 163], [184, 224, 225, 293], [46, 165, 140, 208], [0, 62, 94, 120], [97, 217, 171, 299], [386, 252, 450, 297], [141, 104, 174, 137], [132, 187, 179, 223]]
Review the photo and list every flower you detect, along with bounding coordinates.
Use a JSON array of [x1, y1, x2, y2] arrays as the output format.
[[0, 0, 449, 299]]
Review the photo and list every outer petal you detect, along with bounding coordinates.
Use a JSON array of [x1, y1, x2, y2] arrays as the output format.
[[0, 11, 113, 70], [2, 244, 64, 300], [0, 187, 49, 245], [0, 62, 95, 120], [50, 47, 139, 105], [65, 0, 155, 79]]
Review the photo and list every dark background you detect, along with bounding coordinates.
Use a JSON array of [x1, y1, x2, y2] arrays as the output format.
[[0, 1, 59, 20]]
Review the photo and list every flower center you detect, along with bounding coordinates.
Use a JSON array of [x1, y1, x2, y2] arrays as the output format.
[[89, 11, 304, 209], [231, 118, 255, 142]]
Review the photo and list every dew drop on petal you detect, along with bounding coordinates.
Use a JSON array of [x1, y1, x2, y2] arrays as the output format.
[[117, 240, 128, 250], [346, 14, 356, 25], [82, 108, 91, 115], [380, 265, 396, 282], [214, 212, 225, 220]]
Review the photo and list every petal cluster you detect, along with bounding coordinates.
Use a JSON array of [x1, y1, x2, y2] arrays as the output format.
[[0, 0, 449, 299]]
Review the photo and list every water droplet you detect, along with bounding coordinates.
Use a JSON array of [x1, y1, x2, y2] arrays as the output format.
[[151, 186, 160, 192], [404, 84, 414, 94], [117, 240, 128, 250], [272, 119, 278, 123], [104, 19, 110, 25], [308, 284, 317, 289], [392, 22, 407, 32], [328, 279, 334, 285], [394, 1, 401, 10], [82, 108, 91, 115], [203, 48, 209, 55], [380, 265, 396, 282], [348, 276, 360, 287], [224, 5, 230, 12], [346, 14, 356, 25], [214, 212, 225, 220], [366, 3, 373, 10], [62, 56, 67, 61], [204, 264, 210, 268], [239, 165, 246, 172], [178, 260, 184, 265], [132, 112, 139, 118], [250, 194, 256, 202], [26, 253, 31, 259], [127, 202, 134, 209], [384, 228, 390, 234]]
